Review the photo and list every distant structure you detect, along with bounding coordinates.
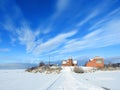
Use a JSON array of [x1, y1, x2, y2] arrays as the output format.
[[86, 56, 104, 68], [62, 57, 77, 66]]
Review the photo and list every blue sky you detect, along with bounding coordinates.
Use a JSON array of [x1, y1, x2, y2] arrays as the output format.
[[0, 0, 120, 63]]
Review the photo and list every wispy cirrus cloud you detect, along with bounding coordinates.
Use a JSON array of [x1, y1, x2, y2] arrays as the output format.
[[76, 0, 117, 27], [52, 0, 69, 19], [59, 18, 120, 53], [76, 7, 99, 26], [56, 0, 69, 14], [33, 30, 77, 55], [39, 0, 70, 34], [0, 0, 120, 60], [0, 0, 24, 33], [0, 48, 10, 52], [89, 7, 120, 31], [17, 26, 40, 53], [76, 10, 98, 27], [10, 36, 16, 46], [15, 28, 77, 55], [0, 1, 37, 49], [1, 16, 16, 33]]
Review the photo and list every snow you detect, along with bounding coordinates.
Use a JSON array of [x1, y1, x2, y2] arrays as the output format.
[[73, 60, 77, 64], [90, 59, 94, 61], [61, 66, 74, 72], [62, 61, 66, 64], [0, 69, 120, 90]]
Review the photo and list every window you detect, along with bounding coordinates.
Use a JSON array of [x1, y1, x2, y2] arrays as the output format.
[[96, 60, 102, 63]]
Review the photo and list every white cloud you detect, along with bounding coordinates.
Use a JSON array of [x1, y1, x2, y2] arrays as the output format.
[[1, 0, 120, 59], [0, 48, 10, 52], [1, 16, 15, 32], [77, 11, 98, 26], [76, 4, 101, 27], [60, 19, 120, 53], [56, 0, 69, 13], [83, 29, 102, 39], [100, 20, 120, 46], [51, 0, 69, 19], [76, 0, 116, 27], [42, 28, 51, 34], [33, 30, 77, 55], [40, 0, 70, 34], [89, 7, 120, 31], [0, 2, 41, 52], [10, 36, 16, 46], [107, 7, 120, 17], [0, 0, 71, 56], [0, 1, 24, 33], [17, 27, 40, 53]]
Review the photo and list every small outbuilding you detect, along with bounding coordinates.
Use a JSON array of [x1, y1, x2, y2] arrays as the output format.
[[86, 56, 104, 68], [62, 58, 77, 66]]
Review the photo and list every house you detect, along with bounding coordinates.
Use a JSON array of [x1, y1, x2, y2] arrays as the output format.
[[86, 56, 104, 68], [62, 58, 77, 66]]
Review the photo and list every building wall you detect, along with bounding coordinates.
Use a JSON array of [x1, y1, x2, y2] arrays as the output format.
[[86, 58, 104, 68], [62, 59, 77, 66]]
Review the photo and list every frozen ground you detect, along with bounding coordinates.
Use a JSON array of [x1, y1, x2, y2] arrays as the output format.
[[0, 69, 120, 90]]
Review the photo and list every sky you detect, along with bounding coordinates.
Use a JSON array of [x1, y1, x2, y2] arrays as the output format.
[[0, 0, 120, 63]]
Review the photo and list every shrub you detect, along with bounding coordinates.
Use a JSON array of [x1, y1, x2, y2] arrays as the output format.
[[25, 66, 37, 72], [25, 63, 62, 74], [39, 62, 45, 67], [73, 67, 84, 73]]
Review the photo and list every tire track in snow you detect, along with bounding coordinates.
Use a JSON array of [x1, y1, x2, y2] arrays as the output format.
[[46, 73, 63, 90], [46, 72, 104, 90], [72, 73, 104, 90]]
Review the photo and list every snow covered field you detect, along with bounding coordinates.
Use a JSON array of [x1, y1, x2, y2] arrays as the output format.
[[0, 69, 120, 90]]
